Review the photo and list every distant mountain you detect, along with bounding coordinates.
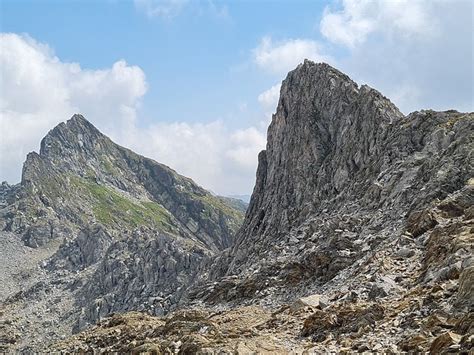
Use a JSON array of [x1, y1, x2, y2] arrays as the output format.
[[0, 115, 245, 350], [2, 114, 243, 250], [227, 194, 251, 204]]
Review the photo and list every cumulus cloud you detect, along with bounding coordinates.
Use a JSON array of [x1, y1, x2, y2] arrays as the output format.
[[134, 0, 230, 21], [257, 84, 281, 111], [119, 121, 266, 195], [251, 1, 472, 115], [0, 33, 264, 195], [320, 0, 436, 48], [321, 0, 473, 113], [0, 33, 146, 183], [254, 37, 332, 74], [226, 127, 266, 170], [257, 83, 281, 123]]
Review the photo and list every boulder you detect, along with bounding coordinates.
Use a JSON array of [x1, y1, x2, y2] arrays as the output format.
[[292, 294, 328, 310]]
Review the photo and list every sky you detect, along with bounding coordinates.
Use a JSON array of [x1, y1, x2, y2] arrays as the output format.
[[1, 0, 473, 195]]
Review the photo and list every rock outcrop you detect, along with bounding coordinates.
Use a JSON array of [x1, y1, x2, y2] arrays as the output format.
[[190, 61, 473, 306]]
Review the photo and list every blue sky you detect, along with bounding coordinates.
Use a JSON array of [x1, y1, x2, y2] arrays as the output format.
[[1, 0, 473, 195], [1, 0, 328, 128]]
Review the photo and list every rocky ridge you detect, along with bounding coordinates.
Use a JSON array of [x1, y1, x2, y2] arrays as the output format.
[[49, 180, 474, 352], [1, 61, 473, 353]]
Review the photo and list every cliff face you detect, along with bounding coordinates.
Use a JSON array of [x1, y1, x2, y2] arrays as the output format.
[[196, 61, 472, 285], [231, 62, 405, 269], [185, 63, 473, 353]]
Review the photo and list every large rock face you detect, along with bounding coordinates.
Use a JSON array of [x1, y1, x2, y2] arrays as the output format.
[[228, 62, 406, 271], [192, 61, 472, 294]]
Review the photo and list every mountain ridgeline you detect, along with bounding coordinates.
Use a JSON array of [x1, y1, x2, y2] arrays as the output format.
[[1, 61, 472, 353], [7, 114, 245, 250]]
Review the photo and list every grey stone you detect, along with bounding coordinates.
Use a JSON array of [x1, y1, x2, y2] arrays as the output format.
[[395, 247, 416, 258]]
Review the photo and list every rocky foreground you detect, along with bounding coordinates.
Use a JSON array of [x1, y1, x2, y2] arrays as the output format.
[[1, 61, 473, 353]]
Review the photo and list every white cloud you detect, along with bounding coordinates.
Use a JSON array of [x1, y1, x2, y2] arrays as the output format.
[[134, 0, 231, 22], [117, 120, 266, 195], [0, 33, 265, 195], [226, 127, 266, 170], [254, 37, 332, 74], [388, 84, 423, 114], [258, 84, 281, 112], [134, 0, 188, 19], [0, 33, 146, 184], [257, 83, 281, 125], [320, 0, 473, 113], [250, 0, 472, 136], [320, 0, 437, 48]]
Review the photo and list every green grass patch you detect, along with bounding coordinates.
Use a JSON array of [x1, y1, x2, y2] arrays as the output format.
[[69, 176, 175, 232]]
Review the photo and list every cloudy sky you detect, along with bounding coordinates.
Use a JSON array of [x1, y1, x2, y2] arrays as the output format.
[[1, 0, 472, 195]]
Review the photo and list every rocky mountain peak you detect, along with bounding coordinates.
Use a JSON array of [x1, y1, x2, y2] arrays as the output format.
[[8, 114, 246, 251], [276, 60, 402, 130], [1, 113, 249, 344], [237, 61, 405, 247], [39, 114, 108, 159], [194, 61, 472, 312]]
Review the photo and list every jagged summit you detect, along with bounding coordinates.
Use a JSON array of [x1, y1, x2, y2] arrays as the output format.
[[35, 114, 189, 189], [21, 115, 104, 184], [39, 114, 109, 160], [238, 59, 405, 247], [65, 113, 97, 130], [69, 113, 91, 124], [296, 60, 355, 84]]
